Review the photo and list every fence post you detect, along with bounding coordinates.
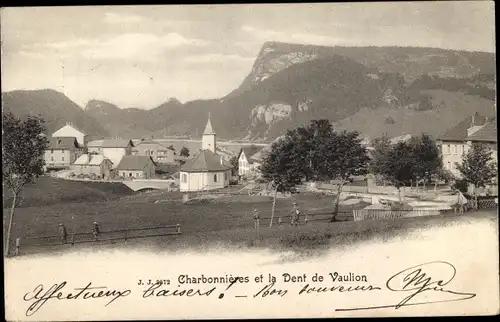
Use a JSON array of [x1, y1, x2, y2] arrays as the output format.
[[176, 225, 181, 234], [124, 230, 128, 242], [15, 238, 20, 256], [71, 234, 75, 246]]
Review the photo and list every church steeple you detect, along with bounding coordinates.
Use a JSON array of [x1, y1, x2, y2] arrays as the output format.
[[203, 112, 215, 135], [202, 112, 216, 153]]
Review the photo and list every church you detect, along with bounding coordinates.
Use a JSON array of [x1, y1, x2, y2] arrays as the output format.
[[179, 115, 233, 192]]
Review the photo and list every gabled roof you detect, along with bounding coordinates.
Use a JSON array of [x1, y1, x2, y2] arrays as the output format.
[[203, 116, 215, 135], [87, 139, 134, 148], [73, 154, 90, 165], [238, 146, 264, 164], [47, 137, 80, 150], [52, 123, 87, 136], [439, 113, 491, 142], [115, 155, 154, 170], [180, 150, 231, 172], [467, 122, 497, 142], [73, 154, 112, 166]]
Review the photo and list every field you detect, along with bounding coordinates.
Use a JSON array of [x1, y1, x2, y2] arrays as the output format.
[[4, 177, 497, 256]]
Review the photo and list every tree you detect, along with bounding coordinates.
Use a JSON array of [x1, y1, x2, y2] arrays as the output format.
[[229, 155, 239, 176], [2, 113, 48, 255], [456, 143, 497, 202], [286, 119, 334, 181], [180, 146, 190, 158], [373, 141, 417, 202], [315, 131, 369, 221], [259, 137, 303, 227], [369, 134, 392, 183], [408, 134, 443, 189]]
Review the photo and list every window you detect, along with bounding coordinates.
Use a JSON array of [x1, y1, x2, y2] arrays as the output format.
[[182, 173, 187, 183], [447, 162, 451, 170], [224, 172, 227, 181], [51, 149, 54, 154], [213, 174, 217, 183], [129, 173, 132, 177], [446, 145, 450, 154], [62, 156, 65, 161], [50, 156, 54, 161]]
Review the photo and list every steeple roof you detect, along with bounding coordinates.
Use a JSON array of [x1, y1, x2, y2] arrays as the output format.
[[203, 113, 215, 135]]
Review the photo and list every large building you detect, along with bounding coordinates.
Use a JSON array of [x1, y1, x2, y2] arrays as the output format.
[[437, 112, 497, 177], [51, 122, 88, 146], [179, 116, 232, 192], [132, 138, 176, 164], [44, 137, 86, 170], [87, 139, 134, 167]]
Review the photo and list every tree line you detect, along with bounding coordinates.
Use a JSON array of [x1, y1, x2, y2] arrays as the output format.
[[258, 119, 497, 225]]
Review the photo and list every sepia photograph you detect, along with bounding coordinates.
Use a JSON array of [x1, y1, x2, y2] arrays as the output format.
[[2, 1, 498, 320]]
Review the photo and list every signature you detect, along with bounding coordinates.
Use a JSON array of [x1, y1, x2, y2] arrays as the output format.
[[336, 261, 476, 311], [23, 281, 131, 317]]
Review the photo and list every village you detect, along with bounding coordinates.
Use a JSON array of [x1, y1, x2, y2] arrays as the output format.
[[3, 108, 498, 256]]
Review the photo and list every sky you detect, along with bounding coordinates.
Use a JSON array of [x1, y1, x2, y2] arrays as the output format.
[[1, 2, 495, 109]]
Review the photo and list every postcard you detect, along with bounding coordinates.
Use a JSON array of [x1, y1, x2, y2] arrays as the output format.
[[2, 2, 498, 320]]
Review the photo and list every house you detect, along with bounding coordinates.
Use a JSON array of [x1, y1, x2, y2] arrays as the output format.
[[246, 135, 286, 177], [237, 145, 263, 177], [115, 155, 156, 179], [179, 116, 232, 192], [437, 112, 497, 177], [51, 122, 88, 146], [132, 138, 176, 164], [87, 139, 134, 167], [71, 154, 113, 179], [44, 137, 86, 170]]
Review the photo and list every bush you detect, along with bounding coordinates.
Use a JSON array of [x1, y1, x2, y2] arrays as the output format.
[[385, 117, 395, 124]]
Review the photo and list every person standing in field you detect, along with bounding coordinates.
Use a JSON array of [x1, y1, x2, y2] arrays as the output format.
[[92, 222, 100, 240], [253, 209, 260, 236], [58, 223, 67, 244]]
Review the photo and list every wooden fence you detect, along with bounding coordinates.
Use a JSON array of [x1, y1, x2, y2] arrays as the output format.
[[352, 209, 441, 221], [13, 224, 181, 256]]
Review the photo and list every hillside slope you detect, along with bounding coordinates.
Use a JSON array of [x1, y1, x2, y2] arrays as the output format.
[[2, 89, 109, 138]]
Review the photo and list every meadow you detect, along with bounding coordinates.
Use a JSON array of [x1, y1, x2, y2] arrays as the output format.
[[4, 176, 496, 256]]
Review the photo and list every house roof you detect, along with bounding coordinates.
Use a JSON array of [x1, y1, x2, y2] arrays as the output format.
[[73, 154, 112, 166], [238, 146, 264, 163], [466, 122, 497, 142], [203, 116, 215, 135], [180, 150, 231, 172], [73, 154, 90, 165], [439, 113, 493, 142], [389, 134, 412, 145], [47, 137, 79, 150], [87, 139, 134, 148], [115, 155, 154, 171], [52, 123, 87, 136]]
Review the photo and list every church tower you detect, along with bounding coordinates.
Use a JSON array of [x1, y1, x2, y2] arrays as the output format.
[[202, 113, 216, 153]]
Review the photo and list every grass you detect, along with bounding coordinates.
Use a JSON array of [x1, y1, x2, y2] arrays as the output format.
[[3, 176, 135, 208], [4, 176, 496, 256]]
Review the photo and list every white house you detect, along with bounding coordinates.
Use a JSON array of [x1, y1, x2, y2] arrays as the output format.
[[51, 122, 88, 146], [437, 112, 497, 176], [179, 116, 232, 192], [237, 146, 263, 177], [87, 139, 134, 168]]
